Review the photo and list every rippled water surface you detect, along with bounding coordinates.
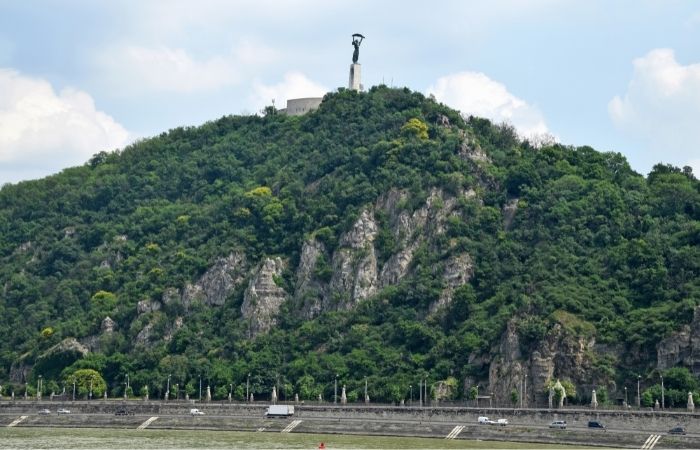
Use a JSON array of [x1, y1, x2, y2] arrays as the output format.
[[0, 427, 592, 449]]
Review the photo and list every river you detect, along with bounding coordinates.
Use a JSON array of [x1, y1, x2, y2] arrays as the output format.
[[1, 427, 594, 449]]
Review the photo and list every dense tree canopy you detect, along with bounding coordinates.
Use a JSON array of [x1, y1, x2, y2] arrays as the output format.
[[0, 86, 698, 403]]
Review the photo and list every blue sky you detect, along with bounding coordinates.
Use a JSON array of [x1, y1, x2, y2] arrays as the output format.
[[1, 0, 699, 184]]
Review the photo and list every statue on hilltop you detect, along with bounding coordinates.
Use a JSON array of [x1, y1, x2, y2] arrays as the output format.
[[352, 33, 365, 64]]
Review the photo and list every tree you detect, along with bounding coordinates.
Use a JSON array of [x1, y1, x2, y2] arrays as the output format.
[[67, 369, 106, 398]]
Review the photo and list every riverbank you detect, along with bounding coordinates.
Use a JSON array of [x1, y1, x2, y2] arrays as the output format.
[[1, 401, 698, 448]]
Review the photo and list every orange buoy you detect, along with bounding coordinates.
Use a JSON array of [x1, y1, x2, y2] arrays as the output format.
[[319, 443, 326, 449]]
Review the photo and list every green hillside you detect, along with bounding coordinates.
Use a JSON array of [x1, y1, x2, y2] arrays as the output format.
[[0, 86, 698, 406]]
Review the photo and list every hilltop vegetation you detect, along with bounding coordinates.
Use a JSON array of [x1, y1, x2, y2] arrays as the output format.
[[0, 86, 698, 405]]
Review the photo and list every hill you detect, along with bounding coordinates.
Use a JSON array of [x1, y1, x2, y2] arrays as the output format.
[[0, 86, 698, 406]]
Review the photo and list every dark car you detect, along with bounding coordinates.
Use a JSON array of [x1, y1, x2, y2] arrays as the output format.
[[668, 426, 687, 435], [588, 421, 606, 429], [114, 409, 133, 416]]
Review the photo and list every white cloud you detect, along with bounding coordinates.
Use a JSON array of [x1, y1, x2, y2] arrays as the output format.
[[427, 71, 550, 138], [98, 45, 240, 93], [251, 72, 328, 112], [609, 49, 700, 174], [96, 38, 279, 95], [0, 69, 130, 184]]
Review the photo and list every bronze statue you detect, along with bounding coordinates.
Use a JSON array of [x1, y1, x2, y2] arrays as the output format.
[[352, 33, 365, 64]]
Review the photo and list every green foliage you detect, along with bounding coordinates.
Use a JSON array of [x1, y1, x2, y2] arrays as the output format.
[[400, 118, 429, 140], [66, 369, 107, 398], [0, 86, 697, 403]]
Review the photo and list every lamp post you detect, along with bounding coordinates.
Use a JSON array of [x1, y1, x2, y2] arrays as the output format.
[[37, 375, 42, 401], [229, 383, 233, 403], [624, 386, 627, 408], [175, 384, 179, 400], [524, 374, 528, 408], [72, 380, 76, 401], [660, 374, 665, 410], [410, 385, 413, 405], [637, 375, 641, 408], [246, 373, 250, 403], [199, 376, 202, 401], [166, 374, 171, 401], [89, 378, 93, 400], [334, 374, 338, 404], [364, 376, 368, 404], [476, 385, 480, 408], [419, 380, 422, 407]]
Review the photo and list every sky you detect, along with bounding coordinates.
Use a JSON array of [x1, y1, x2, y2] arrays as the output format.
[[0, 0, 699, 185]]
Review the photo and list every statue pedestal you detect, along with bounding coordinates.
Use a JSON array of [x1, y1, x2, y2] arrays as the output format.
[[349, 63, 362, 91]]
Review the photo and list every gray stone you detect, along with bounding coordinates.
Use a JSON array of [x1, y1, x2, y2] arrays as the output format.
[[241, 257, 288, 337]]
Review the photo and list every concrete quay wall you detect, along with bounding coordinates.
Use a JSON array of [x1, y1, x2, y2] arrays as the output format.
[[2, 401, 699, 448]]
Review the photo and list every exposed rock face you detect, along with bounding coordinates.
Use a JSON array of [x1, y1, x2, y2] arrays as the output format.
[[657, 306, 700, 374], [198, 252, 247, 306], [503, 198, 519, 231], [137, 299, 162, 315], [459, 133, 490, 163], [135, 321, 155, 347], [241, 258, 288, 337], [487, 321, 595, 406], [162, 251, 246, 310], [328, 210, 379, 309], [431, 252, 474, 313], [101, 316, 116, 333], [44, 338, 89, 358], [294, 239, 328, 319]]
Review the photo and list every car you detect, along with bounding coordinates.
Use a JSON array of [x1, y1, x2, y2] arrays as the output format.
[[37, 409, 51, 415], [668, 426, 687, 435], [588, 421, 605, 429], [495, 418, 508, 426], [549, 420, 567, 429], [477, 416, 491, 424], [114, 409, 133, 416], [57, 408, 71, 415], [190, 408, 205, 416]]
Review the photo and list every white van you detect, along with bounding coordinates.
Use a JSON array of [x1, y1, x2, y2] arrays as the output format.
[[478, 416, 492, 424], [190, 408, 204, 415]]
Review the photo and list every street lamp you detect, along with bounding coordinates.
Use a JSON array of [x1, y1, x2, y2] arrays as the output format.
[[199, 376, 202, 401], [166, 374, 171, 401], [334, 374, 338, 404], [246, 373, 250, 403], [419, 380, 422, 407], [229, 383, 233, 403], [637, 375, 641, 408], [476, 385, 480, 408], [624, 386, 627, 408], [37, 375, 42, 401], [89, 378, 93, 400], [364, 376, 368, 404], [72, 380, 76, 401], [410, 385, 413, 405], [524, 374, 528, 408], [660, 374, 665, 410]]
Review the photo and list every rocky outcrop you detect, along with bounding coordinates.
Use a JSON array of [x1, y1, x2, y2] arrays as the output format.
[[327, 210, 379, 310], [503, 198, 519, 231], [431, 252, 474, 313], [162, 251, 246, 310], [137, 299, 162, 315], [82, 317, 116, 352], [487, 320, 596, 406], [101, 316, 116, 333], [657, 306, 700, 374], [41, 338, 89, 359], [458, 132, 490, 163], [197, 252, 247, 306], [241, 258, 288, 337], [294, 238, 328, 319]]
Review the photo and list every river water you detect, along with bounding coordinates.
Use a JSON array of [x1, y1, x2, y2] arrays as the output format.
[[0, 427, 588, 449]]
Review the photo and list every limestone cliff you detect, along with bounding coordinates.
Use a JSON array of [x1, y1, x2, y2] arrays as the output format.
[[487, 319, 596, 406], [294, 238, 328, 319], [241, 257, 288, 337], [657, 305, 700, 374], [162, 251, 246, 309], [327, 210, 379, 310]]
